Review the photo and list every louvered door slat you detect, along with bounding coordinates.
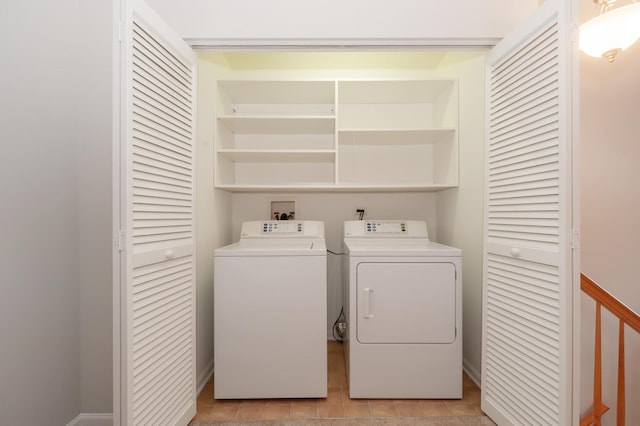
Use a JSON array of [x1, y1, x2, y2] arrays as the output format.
[[491, 167, 558, 188], [134, 174, 191, 193], [132, 194, 190, 208], [485, 330, 559, 396], [485, 367, 558, 424], [491, 24, 558, 95], [132, 30, 191, 103], [133, 92, 191, 137], [134, 211, 192, 221], [489, 176, 559, 193], [133, 128, 192, 157], [133, 110, 192, 147], [133, 164, 191, 187], [133, 141, 191, 168], [133, 134, 192, 163], [491, 85, 558, 131], [491, 68, 558, 125], [133, 82, 191, 125], [482, 0, 576, 424], [132, 25, 191, 85], [491, 124, 558, 152], [489, 194, 558, 205], [491, 173, 559, 192], [133, 183, 191, 199], [490, 156, 559, 178], [133, 94, 191, 138], [133, 148, 191, 172], [121, 1, 197, 425], [489, 137, 558, 161], [134, 184, 191, 200], [486, 300, 559, 348], [134, 188, 191, 204], [490, 111, 559, 145], [490, 155, 559, 178], [492, 56, 558, 115]]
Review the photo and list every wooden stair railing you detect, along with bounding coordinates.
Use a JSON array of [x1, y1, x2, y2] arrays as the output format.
[[581, 273, 640, 426]]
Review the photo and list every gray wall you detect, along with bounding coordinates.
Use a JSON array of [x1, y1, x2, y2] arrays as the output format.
[[77, 0, 116, 415], [1, 1, 82, 425], [0, 1, 115, 425]]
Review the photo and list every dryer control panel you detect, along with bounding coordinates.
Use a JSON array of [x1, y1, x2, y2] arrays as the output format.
[[344, 220, 429, 238], [365, 221, 406, 234]]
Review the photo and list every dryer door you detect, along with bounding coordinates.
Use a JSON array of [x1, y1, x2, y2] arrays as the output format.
[[356, 262, 456, 344]]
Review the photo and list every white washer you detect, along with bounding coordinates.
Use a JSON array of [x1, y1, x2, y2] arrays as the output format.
[[214, 220, 327, 399], [342, 220, 462, 399]]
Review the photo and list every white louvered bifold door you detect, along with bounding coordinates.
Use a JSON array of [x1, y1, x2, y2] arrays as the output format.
[[481, 0, 578, 425], [119, 0, 197, 424]]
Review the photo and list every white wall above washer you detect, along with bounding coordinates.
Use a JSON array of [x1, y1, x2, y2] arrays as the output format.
[[145, 0, 540, 47]]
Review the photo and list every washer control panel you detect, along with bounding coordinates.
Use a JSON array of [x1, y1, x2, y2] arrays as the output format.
[[262, 221, 304, 234], [240, 220, 325, 238]]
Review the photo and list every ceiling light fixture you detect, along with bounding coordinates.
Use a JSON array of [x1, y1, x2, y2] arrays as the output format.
[[579, 0, 640, 62]]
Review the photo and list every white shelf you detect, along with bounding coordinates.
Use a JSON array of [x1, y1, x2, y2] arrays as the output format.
[[216, 184, 336, 193], [338, 129, 455, 145], [215, 184, 458, 193], [214, 79, 458, 191], [337, 80, 454, 104], [218, 116, 335, 134], [218, 80, 336, 106], [217, 149, 335, 162]]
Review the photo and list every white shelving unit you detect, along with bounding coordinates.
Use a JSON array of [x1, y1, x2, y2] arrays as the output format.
[[336, 80, 458, 190], [214, 79, 458, 192]]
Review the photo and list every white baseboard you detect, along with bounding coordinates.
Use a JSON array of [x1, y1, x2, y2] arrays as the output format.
[[463, 357, 482, 388], [67, 413, 113, 426], [197, 357, 215, 396]]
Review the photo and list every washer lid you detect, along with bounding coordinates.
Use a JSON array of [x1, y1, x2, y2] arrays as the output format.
[[215, 238, 327, 257], [344, 238, 460, 257]]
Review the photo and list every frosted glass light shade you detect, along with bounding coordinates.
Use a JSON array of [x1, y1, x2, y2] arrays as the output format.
[[580, 3, 640, 61]]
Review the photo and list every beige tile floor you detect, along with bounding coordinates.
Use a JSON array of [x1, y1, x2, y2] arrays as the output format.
[[194, 341, 484, 421]]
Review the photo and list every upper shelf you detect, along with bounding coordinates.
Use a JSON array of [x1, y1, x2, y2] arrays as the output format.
[[217, 116, 335, 134], [338, 80, 455, 104], [214, 78, 459, 192], [217, 149, 335, 162], [338, 129, 455, 145], [214, 183, 459, 193], [218, 80, 335, 104]]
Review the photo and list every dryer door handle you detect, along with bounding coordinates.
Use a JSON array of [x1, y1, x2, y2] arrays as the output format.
[[363, 288, 375, 319]]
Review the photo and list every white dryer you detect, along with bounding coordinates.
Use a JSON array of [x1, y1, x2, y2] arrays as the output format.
[[214, 220, 327, 399], [342, 220, 462, 399]]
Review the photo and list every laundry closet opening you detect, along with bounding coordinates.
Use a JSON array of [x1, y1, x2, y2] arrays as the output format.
[[196, 50, 488, 385]]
